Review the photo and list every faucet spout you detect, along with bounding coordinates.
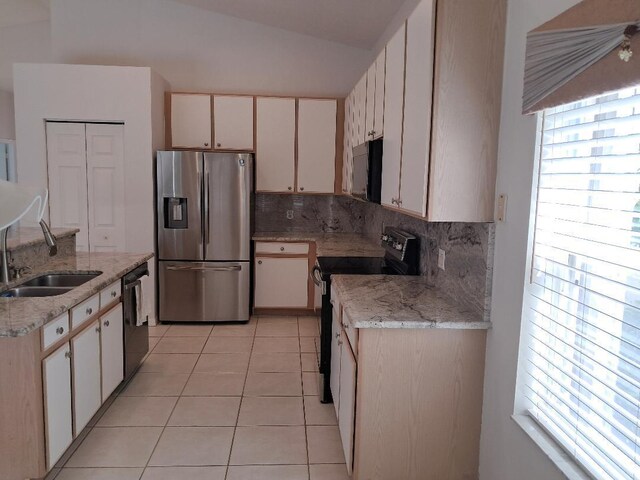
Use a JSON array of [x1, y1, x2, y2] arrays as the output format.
[[39, 220, 58, 256]]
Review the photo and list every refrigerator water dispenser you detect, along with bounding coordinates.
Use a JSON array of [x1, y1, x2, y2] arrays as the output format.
[[164, 197, 188, 229]]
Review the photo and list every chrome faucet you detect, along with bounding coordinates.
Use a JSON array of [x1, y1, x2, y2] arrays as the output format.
[[0, 220, 58, 285]]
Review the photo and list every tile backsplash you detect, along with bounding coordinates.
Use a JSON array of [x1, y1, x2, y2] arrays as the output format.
[[255, 193, 494, 319]]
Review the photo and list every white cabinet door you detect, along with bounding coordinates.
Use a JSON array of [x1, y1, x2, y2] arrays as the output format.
[[254, 257, 308, 308], [400, 0, 437, 217], [373, 48, 386, 139], [86, 124, 126, 252], [71, 320, 102, 435], [255, 97, 296, 192], [46, 122, 89, 252], [213, 95, 254, 150], [43, 342, 73, 470], [365, 63, 376, 140], [297, 99, 336, 194], [342, 92, 353, 195], [381, 23, 406, 208], [355, 74, 367, 145], [330, 309, 342, 419], [171, 93, 212, 149], [338, 340, 357, 475], [100, 303, 124, 402]]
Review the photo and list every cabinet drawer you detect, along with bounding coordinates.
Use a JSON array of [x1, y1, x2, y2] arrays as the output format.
[[71, 293, 100, 330], [100, 281, 121, 307], [42, 312, 70, 351], [342, 310, 358, 359], [255, 242, 309, 255]]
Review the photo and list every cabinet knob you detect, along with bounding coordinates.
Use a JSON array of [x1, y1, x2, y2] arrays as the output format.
[[280, 247, 285, 252], [258, 260, 263, 265], [86, 307, 93, 315], [288, 186, 292, 191], [204, 142, 209, 147], [111, 291, 117, 297], [300, 187, 305, 192], [104, 320, 110, 327], [216, 142, 221, 148], [64, 351, 72, 359], [335, 332, 340, 338], [56, 326, 64, 335], [343, 322, 349, 329], [337, 339, 343, 346]]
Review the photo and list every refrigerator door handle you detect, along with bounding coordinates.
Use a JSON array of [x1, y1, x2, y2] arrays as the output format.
[[204, 171, 211, 246], [167, 265, 242, 272]]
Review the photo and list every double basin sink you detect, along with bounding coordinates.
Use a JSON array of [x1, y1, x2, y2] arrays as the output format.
[[0, 272, 102, 298]]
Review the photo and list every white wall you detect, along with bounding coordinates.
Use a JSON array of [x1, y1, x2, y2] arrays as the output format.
[[478, 0, 582, 479], [0, 90, 15, 139], [13, 63, 167, 322], [0, 20, 51, 91], [48, 0, 370, 97], [371, 0, 421, 55]]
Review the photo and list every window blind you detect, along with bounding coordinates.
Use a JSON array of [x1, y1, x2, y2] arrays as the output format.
[[524, 85, 640, 479]]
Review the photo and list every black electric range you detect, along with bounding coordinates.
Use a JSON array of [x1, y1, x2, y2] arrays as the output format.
[[311, 227, 420, 403]]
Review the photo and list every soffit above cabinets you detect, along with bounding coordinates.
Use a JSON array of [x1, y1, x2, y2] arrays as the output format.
[[172, 0, 407, 48], [0, 0, 49, 28]]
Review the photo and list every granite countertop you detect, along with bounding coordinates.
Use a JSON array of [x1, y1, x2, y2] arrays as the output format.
[[253, 232, 385, 257], [6, 227, 80, 251], [332, 275, 491, 330], [0, 252, 153, 337]]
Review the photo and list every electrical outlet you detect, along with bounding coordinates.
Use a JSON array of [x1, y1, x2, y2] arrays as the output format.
[[438, 249, 446, 270], [286, 210, 294, 220]]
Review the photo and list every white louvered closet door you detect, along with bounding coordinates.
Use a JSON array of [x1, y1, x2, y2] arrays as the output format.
[[46, 122, 89, 251], [86, 123, 125, 252]]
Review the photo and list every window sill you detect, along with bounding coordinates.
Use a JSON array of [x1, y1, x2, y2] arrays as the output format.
[[511, 415, 593, 480]]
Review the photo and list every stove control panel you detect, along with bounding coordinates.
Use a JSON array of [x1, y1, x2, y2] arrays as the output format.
[[380, 227, 417, 262]]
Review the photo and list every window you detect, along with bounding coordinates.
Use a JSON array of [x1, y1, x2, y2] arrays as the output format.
[[519, 85, 640, 479], [0, 141, 16, 182]]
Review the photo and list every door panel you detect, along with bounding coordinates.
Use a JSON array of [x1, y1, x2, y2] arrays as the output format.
[[254, 257, 309, 308], [297, 99, 336, 194], [101, 303, 124, 401], [71, 320, 102, 435], [255, 97, 296, 192], [43, 342, 73, 470], [86, 124, 125, 252], [203, 153, 252, 261], [400, 0, 436, 217], [159, 261, 250, 322], [46, 122, 89, 251], [156, 151, 203, 260], [381, 24, 406, 208], [374, 48, 386, 139], [338, 341, 357, 474], [213, 96, 254, 150], [170, 93, 212, 149], [365, 64, 375, 139], [330, 311, 342, 419]]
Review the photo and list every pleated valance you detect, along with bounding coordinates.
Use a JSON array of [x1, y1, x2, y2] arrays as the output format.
[[523, 0, 640, 114]]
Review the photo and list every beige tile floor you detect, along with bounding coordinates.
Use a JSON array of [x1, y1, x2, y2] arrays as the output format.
[[52, 316, 350, 480]]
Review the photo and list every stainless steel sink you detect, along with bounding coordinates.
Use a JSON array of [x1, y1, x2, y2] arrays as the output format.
[[20, 272, 102, 288], [0, 286, 74, 298]]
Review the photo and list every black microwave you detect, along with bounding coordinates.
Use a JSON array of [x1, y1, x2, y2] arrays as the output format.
[[352, 139, 382, 204]]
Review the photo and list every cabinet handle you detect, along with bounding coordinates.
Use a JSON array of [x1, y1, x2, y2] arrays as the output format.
[[216, 142, 221, 148], [335, 332, 340, 338], [104, 320, 110, 327], [111, 291, 117, 297], [204, 142, 209, 147], [86, 307, 93, 315], [65, 351, 72, 359], [258, 260, 263, 265], [343, 322, 349, 329], [280, 247, 285, 252], [300, 187, 305, 192], [337, 339, 343, 346], [288, 186, 292, 191], [95, 326, 101, 333], [56, 326, 64, 335]]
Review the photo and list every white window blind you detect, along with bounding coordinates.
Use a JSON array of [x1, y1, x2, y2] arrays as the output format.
[[523, 85, 640, 480]]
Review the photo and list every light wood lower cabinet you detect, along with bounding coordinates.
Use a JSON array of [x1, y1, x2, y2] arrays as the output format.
[[332, 290, 487, 480], [255, 256, 309, 308], [100, 303, 125, 401], [43, 342, 73, 470], [71, 320, 102, 435]]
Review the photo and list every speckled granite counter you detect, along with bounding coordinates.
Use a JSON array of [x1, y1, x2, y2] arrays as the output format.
[[332, 275, 491, 330], [0, 252, 153, 337], [253, 232, 384, 257], [6, 227, 79, 251]]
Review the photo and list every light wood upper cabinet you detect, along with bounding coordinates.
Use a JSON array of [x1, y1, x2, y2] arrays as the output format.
[[43, 342, 73, 470], [255, 97, 296, 192], [100, 303, 124, 402], [297, 99, 337, 194], [213, 95, 254, 150], [355, 74, 367, 145], [398, 0, 436, 217], [71, 320, 102, 435], [373, 48, 386, 140], [170, 93, 212, 149], [365, 64, 375, 140], [380, 23, 406, 208]]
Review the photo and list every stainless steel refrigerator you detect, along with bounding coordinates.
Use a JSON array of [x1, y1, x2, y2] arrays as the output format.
[[156, 151, 252, 322]]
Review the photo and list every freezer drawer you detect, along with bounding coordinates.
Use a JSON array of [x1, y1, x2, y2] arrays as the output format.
[[159, 261, 250, 322]]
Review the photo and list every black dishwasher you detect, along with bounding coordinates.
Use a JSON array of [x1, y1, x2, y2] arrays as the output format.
[[122, 263, 149, 380]]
